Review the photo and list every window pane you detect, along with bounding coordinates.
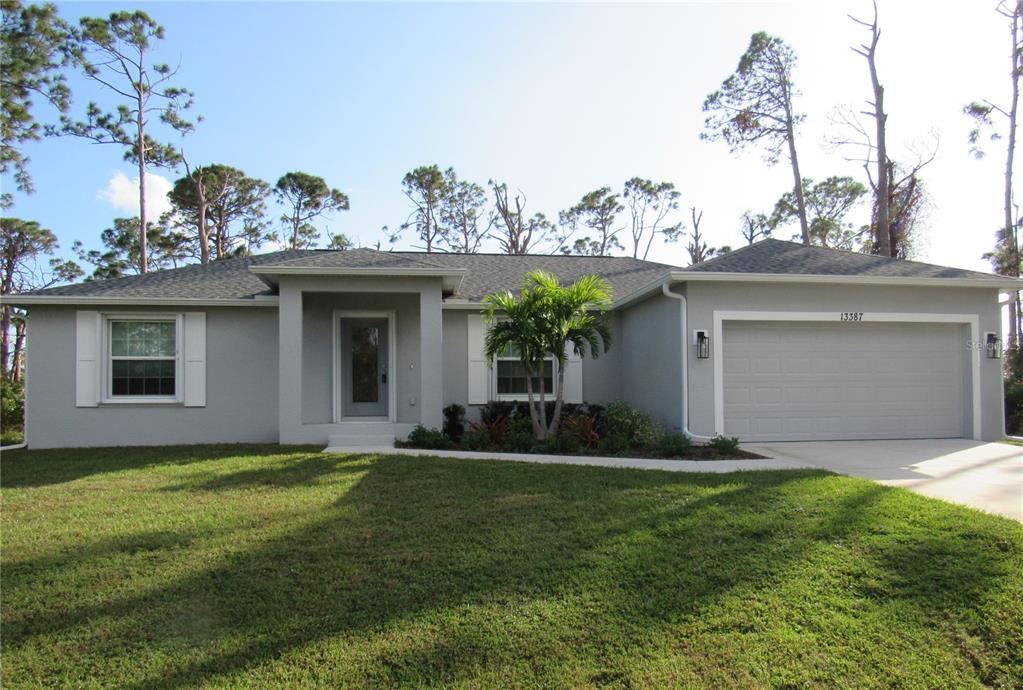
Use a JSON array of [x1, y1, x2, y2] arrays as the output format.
[[111, 320, 175, 357], [351, 327, 379, 403], [112, 358, 175, 397], [497, 359, 553, 395]]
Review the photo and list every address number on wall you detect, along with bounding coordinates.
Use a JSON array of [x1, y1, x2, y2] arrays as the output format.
[[839, 312, 865, 321]]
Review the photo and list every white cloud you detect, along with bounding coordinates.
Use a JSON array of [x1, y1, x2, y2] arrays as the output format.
[[97, 171, 174, 220]]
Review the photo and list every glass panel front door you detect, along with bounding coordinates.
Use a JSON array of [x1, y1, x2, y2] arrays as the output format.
[[340, 317, 389, 417]]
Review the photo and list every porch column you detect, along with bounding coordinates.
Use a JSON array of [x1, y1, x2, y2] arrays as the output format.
[[419, 285, 444, 429], [278, 282, 303, 443]]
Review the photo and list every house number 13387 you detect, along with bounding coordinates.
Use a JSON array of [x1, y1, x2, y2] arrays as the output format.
[[840, 312, 864, 321]]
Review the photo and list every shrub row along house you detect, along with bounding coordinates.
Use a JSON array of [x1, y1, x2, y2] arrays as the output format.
[[8, 238, 1018, 449]]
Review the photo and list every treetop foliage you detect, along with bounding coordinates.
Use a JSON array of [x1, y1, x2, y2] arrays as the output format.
[[274, 171, 349, 249], [702, 31, 804, 165], [0, 0, 73, 196]]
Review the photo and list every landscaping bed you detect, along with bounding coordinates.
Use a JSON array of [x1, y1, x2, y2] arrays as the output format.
[[398, 401, 761, 460]]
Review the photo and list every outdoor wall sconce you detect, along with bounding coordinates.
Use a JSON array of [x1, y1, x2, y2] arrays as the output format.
[[985, 332, 1002, 359], [694, 329, 710, 359]]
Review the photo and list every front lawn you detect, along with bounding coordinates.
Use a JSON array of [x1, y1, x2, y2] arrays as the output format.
[[2, 446, 1021, 688]]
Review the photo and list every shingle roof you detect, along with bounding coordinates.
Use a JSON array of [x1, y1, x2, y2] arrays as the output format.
[[390, 252, 676, 301], [255, 247, 445, 271], [685, 238, 1006, 281], [19, 248, 678, 302], [17, 238, 1010, 304], [22, 250, 318, 300]]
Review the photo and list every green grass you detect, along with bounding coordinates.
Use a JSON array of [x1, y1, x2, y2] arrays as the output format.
[[1, 426, 24, 445], [2, 445, 1021, 689]]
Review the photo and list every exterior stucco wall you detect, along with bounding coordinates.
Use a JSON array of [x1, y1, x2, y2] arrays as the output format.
[[618, 293, 685, 432], [24, 305, 279, 449], [682, 281, 1005, 441], [442, 310, 469, 409], [581, 310, 623, 405], [301, 292, 421, 424]]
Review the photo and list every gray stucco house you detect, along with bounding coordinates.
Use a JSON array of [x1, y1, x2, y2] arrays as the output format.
[[8, 238, 1019, 449]]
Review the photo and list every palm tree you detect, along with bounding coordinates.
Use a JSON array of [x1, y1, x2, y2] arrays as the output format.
[[483, 270, 613, 441]]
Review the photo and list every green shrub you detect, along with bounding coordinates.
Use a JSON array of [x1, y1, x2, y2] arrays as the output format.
[[509, 411, 533, 435], [1005, 347, 1023, 435], [600, 401, 662, 448], [405, 425, 452, 450], [1, 427, 23, 446], [480, 401, 516, 426], [461, 426, 492, 451], [562, 414, 600, 449], [469, 415, 511, 446], [1006, 379, 1023, 436], [635, 422, 664, 448], [599, 432, 630, 455], [442, 404, 465, 443], [709, 434, 741, 455], [659, 432, 693, 458], [541, 431, 582, 455], [504, 429, 536, 453], [1, 377, 24, 431]]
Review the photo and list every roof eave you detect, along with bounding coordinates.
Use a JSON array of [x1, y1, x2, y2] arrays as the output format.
[[249, 265, 466, 293], [4, 295, 280, 307], [669, 271, 1022, 290], [609, 274, 674, 310]]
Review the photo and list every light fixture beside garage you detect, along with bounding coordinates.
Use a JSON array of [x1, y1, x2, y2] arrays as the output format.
[[694, 329, 710, 359], [985, 332, 1002, 359]]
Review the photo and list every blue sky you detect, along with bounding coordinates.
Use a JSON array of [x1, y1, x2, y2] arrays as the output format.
[[3, 0, 1008, 271]]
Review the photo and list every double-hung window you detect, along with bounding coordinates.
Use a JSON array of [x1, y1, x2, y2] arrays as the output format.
[[107, 317, 179, 400], [495, 343, 555, 399]]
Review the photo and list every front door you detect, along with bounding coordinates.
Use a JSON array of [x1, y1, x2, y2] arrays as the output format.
[[340, 317, 389, 417]]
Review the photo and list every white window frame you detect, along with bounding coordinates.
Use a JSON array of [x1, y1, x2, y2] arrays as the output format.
[[102, 313, 183, 404], [492, 350, 558, 402]]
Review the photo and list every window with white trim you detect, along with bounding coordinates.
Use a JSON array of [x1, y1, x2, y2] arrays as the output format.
[[495, 343, 555, 399], [107, 317, 179, 399]]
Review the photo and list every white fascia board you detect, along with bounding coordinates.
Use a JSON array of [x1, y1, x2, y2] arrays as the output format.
[[4, 295, 280, 307], [669, 270, 1022, 290]]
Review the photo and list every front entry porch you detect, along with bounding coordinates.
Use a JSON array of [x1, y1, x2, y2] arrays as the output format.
[[276, 277, 445, 445]]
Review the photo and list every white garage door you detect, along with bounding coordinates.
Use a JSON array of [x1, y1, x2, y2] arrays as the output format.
[[722, 321, 966, 441]]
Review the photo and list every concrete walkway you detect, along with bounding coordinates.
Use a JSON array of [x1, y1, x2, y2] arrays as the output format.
[[744, 439, 1023, 522], [323, 439, 1023, 521], [322, 445, 815, 473]]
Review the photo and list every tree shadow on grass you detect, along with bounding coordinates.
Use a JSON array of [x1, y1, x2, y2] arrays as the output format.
[[157, 452, 378, 492], [0, 444, 322, 488], [3, 453, 1020, 688]]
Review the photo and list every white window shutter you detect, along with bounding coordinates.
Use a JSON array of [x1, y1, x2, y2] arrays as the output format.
[[563, 342, 584, 404], [467, 314, 489, 404], [183, 312, 206, 407], [75, 311, 101, 407]]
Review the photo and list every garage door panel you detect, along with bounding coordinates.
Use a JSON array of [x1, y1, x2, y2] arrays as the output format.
[[722, 321, 966, 441]]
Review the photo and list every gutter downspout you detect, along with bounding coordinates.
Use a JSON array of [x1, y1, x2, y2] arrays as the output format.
[[662, 282, 715, 442]]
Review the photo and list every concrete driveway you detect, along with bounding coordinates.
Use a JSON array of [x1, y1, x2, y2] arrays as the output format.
[[743, 439, 1023, 522]]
